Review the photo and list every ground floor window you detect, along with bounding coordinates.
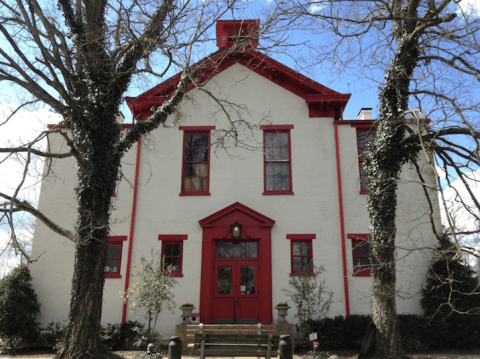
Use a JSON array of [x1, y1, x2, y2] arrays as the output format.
[[287, 234, 316, 275], [159, 234, 188, 277], [105, 236, 127, 278], [348, 234, 371, 276]]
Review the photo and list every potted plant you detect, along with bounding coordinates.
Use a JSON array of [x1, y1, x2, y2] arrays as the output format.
[[180, 302, 195, 324], [274, 301, 290, 324]]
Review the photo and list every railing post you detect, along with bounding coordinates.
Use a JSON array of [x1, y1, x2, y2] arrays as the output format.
[[257, 323, 262, 359], [168, 336, 182, 359], [279, 335, 292, 359]]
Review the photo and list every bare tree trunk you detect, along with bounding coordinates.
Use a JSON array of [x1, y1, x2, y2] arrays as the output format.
[[364, 35, 420, 359], [57, 111, 121, 359]]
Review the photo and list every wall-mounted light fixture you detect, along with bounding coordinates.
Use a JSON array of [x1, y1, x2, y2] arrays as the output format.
[[231, 222, 242, 239]]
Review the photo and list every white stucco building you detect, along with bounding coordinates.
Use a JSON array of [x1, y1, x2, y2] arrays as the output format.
[[30, 20, 440, 338]]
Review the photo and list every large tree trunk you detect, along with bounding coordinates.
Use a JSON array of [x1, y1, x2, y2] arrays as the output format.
[[57, 109, 121, 359], [364, 30, 420, 358]]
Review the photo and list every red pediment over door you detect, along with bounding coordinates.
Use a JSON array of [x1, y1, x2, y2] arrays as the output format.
[[199, 202, 275, 324]]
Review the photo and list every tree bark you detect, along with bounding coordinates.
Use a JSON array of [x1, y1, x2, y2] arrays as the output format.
[[364, 22, 420, 359]]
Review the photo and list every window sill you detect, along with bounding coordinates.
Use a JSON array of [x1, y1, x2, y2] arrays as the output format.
[[353, 270, 371, 277], [105, 273, 122, 279], [179, 192, 210, 196], [170, 272, 183, 277], [263, 191, 294, 196], [359, 190, 368, 195]]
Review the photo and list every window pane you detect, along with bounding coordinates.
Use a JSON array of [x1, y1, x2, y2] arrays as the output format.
[[247, 242, 257, 258], [164, 257, 172, 269], [172, 257, 181, 271], [274, 176, 282, 190], [266, 175, 273, 191], [280, 133, 289, 160], [224, 242, 232, 258], [293, 243, 301, 255], [218, 266, 232, 294], [201, 147, 208, 161], [241, 242, 247, 258], [184, 164, 193, 176], [192, 177, 200, 191], [353, 243, 363, 256], [107, 259, 120, 272], [266, 163, 273, 176], [302, 257, 310, 269], [241, 266, 255, 294], [232, 242, 241, 258], [111, 244, 121, 257], [184, 178, 193, 192], [172, 243, 181, 256], [200, 177, 208, 191], [216, 242, 224, 258], [165, 243, 172, 256], [301, 242, 309, 255], [293, 257, 301, 272]]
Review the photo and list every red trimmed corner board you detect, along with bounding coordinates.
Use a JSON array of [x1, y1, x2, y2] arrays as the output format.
[[199, 202, 275, 325]]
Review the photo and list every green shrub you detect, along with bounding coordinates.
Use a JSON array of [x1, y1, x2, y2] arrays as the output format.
[[0, 265, 40, 353], [40, 321, 69, 351], [308, 314, 480, 352], [101, 321, 145, 350], [421, 234, 480, 319]]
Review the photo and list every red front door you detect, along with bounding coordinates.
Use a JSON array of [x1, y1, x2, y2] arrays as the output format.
[[212, 241, 259, 324]]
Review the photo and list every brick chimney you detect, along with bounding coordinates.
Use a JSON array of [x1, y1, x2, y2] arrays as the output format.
[[358, 108, 373, 120], [216, 20, 260, 50]]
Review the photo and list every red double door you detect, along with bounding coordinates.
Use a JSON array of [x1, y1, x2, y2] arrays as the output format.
[[198, 202, 275, 325], [212, 241, 259, 324]]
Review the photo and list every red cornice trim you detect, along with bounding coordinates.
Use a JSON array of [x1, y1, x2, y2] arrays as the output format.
[[334, 121, 350, 316], [179, 126, 216, 131], [286, 234, 316, 240], [260, 125, 294, 130], [158, 235, 188, 241], [122, 137, 142, 323], [199, 201, 275, 228]]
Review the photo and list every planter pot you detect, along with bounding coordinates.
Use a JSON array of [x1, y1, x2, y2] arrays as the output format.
[[275, 305, 291, 324], [180, 306, 195, 324]]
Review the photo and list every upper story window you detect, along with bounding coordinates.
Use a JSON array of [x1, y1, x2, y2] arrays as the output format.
[[105, 236, 127, 278], [261, 125, 294, 195], [159, 234, 188, 277], [357, 129, 375, 194], [179, 126, 215, 196], [348, 234, 371, 276], [287, 234, 315, 276]]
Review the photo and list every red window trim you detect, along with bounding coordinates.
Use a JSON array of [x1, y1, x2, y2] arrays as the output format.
[[179, 126, 215, 196], [261, 125, 294, 195], [159, 235, 188, 277], [355, 127, 375, 194], [287, 234, 315, 276], [347, 234, 371, 277], [105, 236, 127, 279]]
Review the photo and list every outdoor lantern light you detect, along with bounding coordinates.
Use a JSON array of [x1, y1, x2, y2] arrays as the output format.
[[231, 222, 242, 239]]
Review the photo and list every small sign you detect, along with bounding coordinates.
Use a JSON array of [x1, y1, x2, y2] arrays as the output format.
[[309, 332, 318, 341]]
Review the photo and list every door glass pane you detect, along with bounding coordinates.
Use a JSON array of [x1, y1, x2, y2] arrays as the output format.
[[247, 242, 257, 258], [218, 266, 232, 294], [224, 242, 232, 258], [240, 266, 255, 294], [216, 242, 225, 258], [232, 242, 241, 258]]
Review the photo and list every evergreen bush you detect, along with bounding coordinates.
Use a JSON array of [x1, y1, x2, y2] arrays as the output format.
[[421, 234, 480, 319], [0, 265, 40, 353]]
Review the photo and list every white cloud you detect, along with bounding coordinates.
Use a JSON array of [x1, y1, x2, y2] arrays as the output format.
[[457, 0, 480, 16]]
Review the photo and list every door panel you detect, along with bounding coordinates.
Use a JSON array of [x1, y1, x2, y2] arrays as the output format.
[[212, 249, 259, 324]]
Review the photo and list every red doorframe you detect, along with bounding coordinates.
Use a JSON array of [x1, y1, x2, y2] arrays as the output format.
[[199, 202, 275, 324]]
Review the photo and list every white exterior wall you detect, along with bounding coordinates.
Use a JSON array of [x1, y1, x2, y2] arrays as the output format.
[[30, 62, 439, 338]]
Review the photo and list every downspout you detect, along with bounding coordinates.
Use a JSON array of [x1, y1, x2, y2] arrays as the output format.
[[334, 120, 350, 316], [122, 115, 142, 323]]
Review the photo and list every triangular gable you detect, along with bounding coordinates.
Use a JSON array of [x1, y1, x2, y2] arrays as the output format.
[[125, 48, 350, 120], [199, 202, 275, 229]]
